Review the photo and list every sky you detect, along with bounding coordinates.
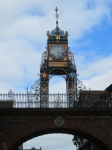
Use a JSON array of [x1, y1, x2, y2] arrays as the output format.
[[0, 0, 112, 149]]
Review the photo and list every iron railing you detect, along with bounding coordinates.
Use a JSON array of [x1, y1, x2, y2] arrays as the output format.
[[0, 93, 68, 108], [0, 92, 112, 108]]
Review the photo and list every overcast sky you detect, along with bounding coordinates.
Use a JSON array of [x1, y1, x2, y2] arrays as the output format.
[[0, 0, 112, 149]]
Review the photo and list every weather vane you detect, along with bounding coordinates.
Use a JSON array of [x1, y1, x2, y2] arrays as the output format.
[[55, 7, 59, 27]]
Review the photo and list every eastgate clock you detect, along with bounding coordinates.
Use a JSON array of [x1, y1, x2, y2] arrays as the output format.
[[50, 45, 66, 60]]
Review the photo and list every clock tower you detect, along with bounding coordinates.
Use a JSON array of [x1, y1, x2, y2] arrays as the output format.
[[39, 7, 78, 108]]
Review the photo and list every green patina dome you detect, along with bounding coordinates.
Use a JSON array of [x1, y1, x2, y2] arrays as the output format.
[[50, 27, 65, 36]]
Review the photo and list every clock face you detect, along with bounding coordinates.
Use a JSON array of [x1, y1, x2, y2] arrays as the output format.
[[50, 45, 66, 60]]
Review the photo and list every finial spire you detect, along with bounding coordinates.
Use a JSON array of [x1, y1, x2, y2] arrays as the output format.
[[55, 7, 59, 27]]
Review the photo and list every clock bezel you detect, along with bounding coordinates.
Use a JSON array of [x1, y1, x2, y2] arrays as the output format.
[[48, 44, 68, 62]]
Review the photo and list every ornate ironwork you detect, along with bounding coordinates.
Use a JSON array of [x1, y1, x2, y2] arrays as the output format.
[[72, 135, 99, 150], [0, 90, 112, 108]]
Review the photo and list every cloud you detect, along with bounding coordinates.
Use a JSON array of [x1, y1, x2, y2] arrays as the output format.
[[75, 53, 112, 90], [0, 39, 42, 93], [0, 0, 112, 41], [77, 54, 112, 78], [83, 69, 112, 90], [0, 0, 111, 93]]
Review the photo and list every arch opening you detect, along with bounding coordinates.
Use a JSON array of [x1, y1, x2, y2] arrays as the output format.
[[12, 128, 109, 150], [49, 75, 66, 94]]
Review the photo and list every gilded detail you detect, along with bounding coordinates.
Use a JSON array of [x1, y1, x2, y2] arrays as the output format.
[[54, 116, 64, 127], [49, 62, 68, 67]]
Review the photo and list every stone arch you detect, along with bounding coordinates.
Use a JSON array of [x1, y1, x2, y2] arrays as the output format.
[[3, 118, 112, 150]]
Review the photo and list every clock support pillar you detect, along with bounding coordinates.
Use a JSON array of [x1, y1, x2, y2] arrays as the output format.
[[40, 71, 49, 108], [66, 61, 77, 108]]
